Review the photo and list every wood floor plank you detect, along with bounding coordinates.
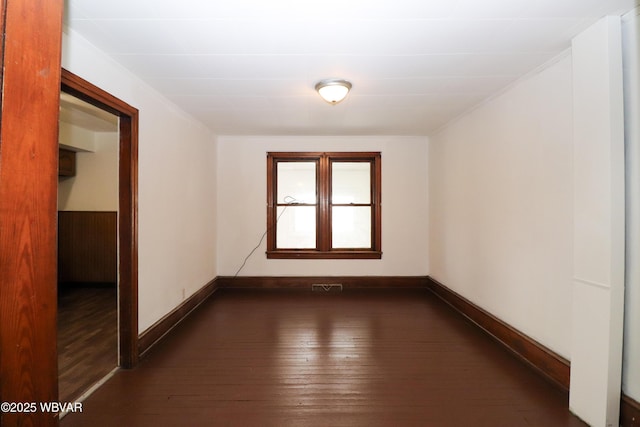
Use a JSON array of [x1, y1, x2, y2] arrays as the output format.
[[58, 285, 118, 402], [62, 289, 585, 426]]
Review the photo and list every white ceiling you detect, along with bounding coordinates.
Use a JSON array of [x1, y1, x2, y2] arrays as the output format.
[[64, 0, 637, 136]]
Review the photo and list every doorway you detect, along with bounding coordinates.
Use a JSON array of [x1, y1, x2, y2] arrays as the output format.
[[60, 69, 140, 377], [57, 92, 120, 401]]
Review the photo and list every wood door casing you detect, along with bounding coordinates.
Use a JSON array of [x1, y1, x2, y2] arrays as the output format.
[[61, 70, 140, 369], [0, 0, 64, 425]]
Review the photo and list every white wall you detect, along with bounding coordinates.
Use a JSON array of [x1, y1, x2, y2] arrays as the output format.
[[217, 136, 429, 277], [428, 54, 574, 359], [623, 6, 640, 403], [569, 17, 625, 426], [58, 127, 119, 211], [430, 16, 632, 424], [62, 28, 218, 333]]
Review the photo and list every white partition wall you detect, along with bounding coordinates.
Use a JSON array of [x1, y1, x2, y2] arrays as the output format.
[[570, 16, 626, 427], [622, 6, 640, 405]]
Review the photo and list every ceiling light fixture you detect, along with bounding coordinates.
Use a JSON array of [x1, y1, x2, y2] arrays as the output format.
[[315, 78, 352, 105]]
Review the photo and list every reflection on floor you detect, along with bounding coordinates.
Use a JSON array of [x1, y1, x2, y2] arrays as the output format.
[[58, 285, 117, 402]]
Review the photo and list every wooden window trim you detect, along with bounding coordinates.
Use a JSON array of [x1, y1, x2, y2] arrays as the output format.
[[266, 152, 381, 259]]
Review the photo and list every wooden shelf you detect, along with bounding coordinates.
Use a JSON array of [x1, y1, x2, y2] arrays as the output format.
[[59, 148, 76, 176]]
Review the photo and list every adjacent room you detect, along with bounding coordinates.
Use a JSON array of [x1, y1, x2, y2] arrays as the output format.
[[57, 93, 120, 402], [0, 1, 638, 426]]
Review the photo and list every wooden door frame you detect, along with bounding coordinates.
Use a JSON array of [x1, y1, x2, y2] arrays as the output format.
[[0, 1, 64, 425], [61, 70, 140, 368]]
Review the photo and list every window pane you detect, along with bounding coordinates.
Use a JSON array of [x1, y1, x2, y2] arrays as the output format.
[[332, 162, 370, 204], [332, 206, 371, 248], [276, 206, 316, 249], [277, 162, 316, 204]]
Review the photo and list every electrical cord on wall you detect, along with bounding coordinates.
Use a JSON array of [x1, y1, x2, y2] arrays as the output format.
[[233, 195, 300, 278]]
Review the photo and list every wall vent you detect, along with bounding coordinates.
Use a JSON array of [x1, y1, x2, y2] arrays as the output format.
[[311, 284, 343, 292]]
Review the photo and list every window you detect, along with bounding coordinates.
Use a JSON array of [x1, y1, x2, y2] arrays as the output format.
[[266, 152, 381, 259]]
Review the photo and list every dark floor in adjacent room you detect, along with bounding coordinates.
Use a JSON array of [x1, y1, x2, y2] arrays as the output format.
[[58, 285, 118, 402], [61, 288, 585, 427]]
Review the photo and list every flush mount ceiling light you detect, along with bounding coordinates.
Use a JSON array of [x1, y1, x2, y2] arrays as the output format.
[[315, 79, 352, 105]]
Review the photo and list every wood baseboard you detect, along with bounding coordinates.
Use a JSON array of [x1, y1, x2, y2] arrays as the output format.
[[138, 278, 218, 357], [622, 394, 640, 427], [426, 276, 571, 391], [216, 276, 430, 290]]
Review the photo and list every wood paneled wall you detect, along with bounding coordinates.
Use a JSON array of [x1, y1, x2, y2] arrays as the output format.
[[58, 211, 117, 284]]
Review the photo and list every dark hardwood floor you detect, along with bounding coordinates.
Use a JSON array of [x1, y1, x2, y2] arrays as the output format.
[[61, 289, 585, 426], [58, 285, 118, 402]]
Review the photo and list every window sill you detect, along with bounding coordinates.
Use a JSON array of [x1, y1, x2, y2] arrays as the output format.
[[266, 250, 382, 260]]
